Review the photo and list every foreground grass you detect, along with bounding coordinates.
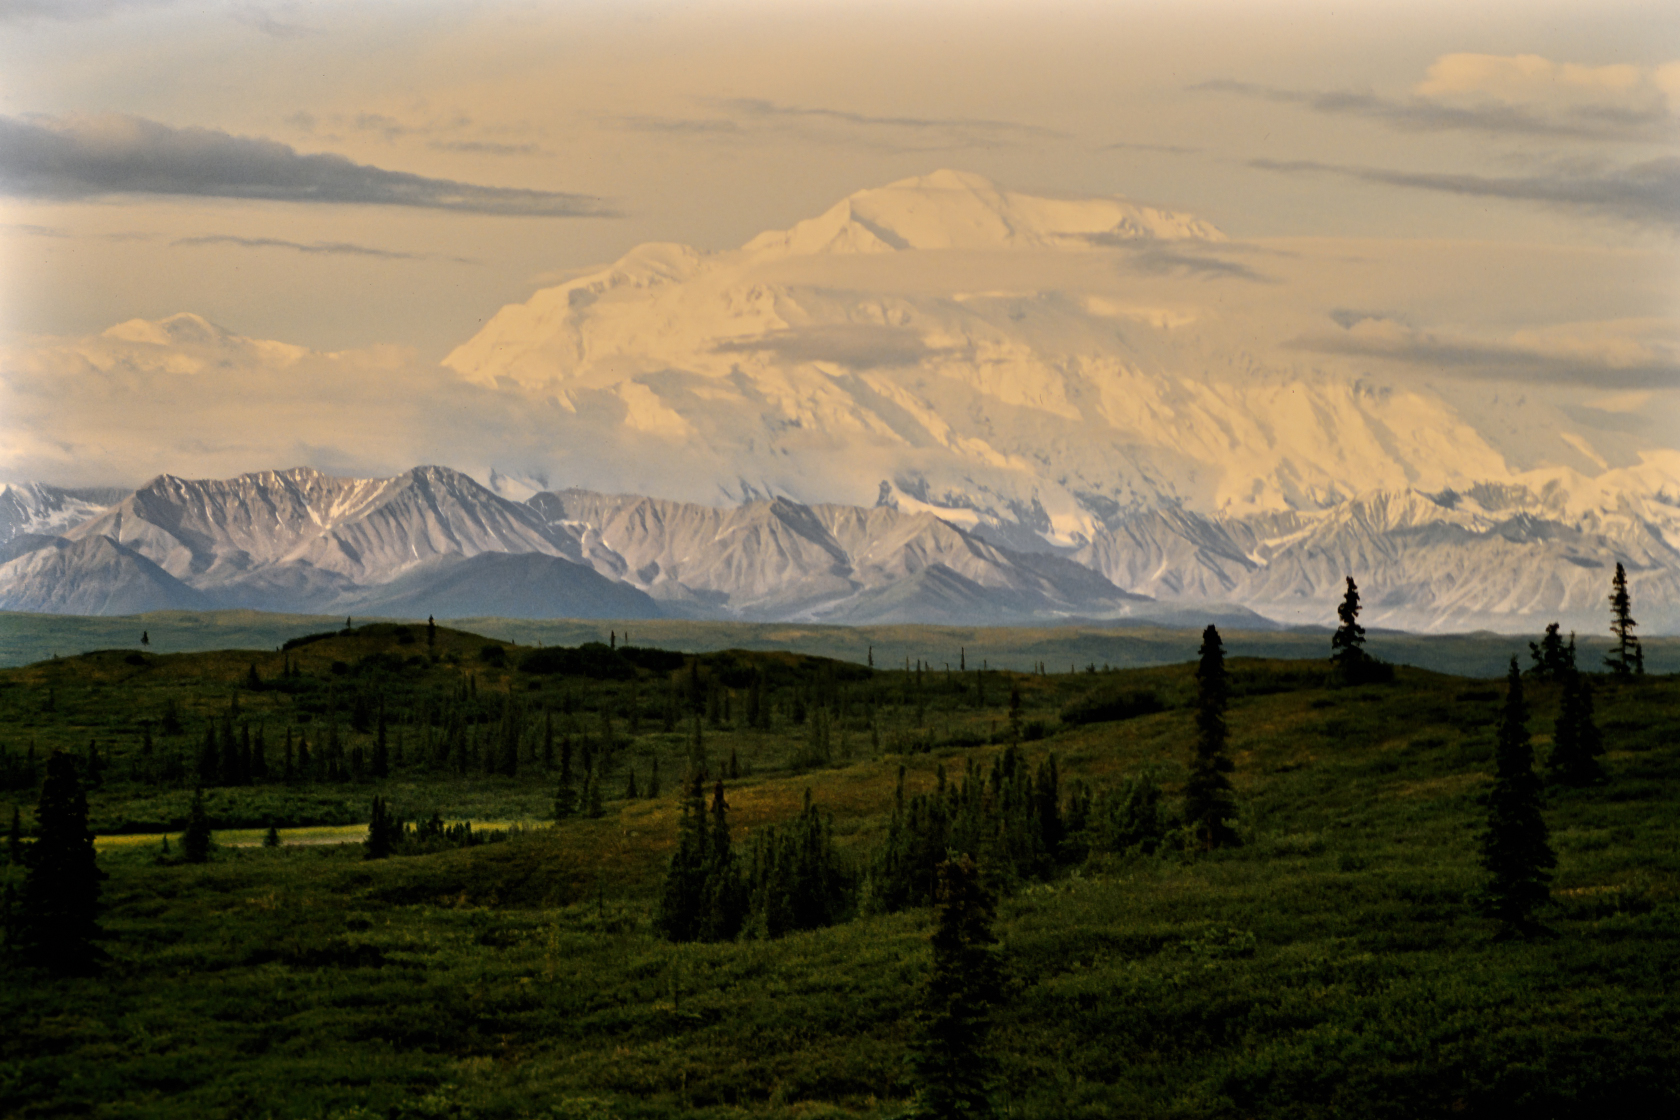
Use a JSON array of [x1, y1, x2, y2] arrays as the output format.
[[1, 631, 1677, 1118]]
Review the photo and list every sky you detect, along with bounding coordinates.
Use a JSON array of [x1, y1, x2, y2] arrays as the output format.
[[0, 0, 1675, 490]]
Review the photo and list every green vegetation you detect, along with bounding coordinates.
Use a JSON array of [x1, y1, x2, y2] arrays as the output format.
[[1, 616, 1678, 1117]]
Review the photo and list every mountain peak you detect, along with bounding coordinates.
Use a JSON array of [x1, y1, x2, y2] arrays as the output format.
[[102, 312, 233, 347], [742, 169, 1224, 259]]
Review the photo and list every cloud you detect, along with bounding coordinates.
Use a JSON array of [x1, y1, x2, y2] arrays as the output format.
[[1194, 79, 1675, 142], [611, 99, 1058, 153], [1417, 54, 1679, 113], [428, 139, 545, 157], [1288, 318, 1680, 390], [0, 113, 614, 217], [1251, 155, 1680, 231], [0, 0, 175, 22], [2, 221, 68, 237], [1092, 239, 1271, 282], [714, 324, 934, 368], [228, 2, 318, 39], [1103, 139, 1200, 155], [1196, 54, 1680, 143], [171, 234, 479, 264]]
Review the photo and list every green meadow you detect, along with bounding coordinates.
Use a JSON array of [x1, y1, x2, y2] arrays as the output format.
[[1, 619, 1677, 1118]]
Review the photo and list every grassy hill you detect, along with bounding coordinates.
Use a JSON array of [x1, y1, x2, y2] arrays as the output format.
[[5, 607, 1679, 677], [1, 622, 1676, 1118]]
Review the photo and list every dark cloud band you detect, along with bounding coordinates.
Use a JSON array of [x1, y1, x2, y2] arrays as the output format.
[[1194, 80, 1675, 143], [0, 113, 614, 217], [1252, 156, 1680, 231], [1288, 326, 1680, 390]]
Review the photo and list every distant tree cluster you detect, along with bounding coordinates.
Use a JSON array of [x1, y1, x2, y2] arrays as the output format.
[[655, 776, 851, 942]]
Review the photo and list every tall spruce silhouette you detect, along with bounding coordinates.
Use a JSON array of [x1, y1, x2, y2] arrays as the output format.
[[181, 788, 215, 863], [1605, 562, 1643, 677], [1528, 622, 1575, 681], [1480, 658, 1555, 938], [1547, 669, 1605, 787], [1185, 625, 1239, 849], [15, 751, 106, 975], [906, 855, 1002, 1120], [1330, 576, 1367, 672]]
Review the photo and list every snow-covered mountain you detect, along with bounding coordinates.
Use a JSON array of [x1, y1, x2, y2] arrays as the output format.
[[0, 464, 1196, 625], [2, 171, 1674, 632], [0, 482, 126, 546], [445, 169, 1521, 539]]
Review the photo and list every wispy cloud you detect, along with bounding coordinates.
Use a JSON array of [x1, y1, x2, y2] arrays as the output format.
[[0, 0, 175, 23], [2, 221, 68, 237], [0, 113, 614, 217], [611, 98, 1058, 153], [171, 234, 479, 264], [229, 2, 318, 39], [428, 139, 545, 157], [1194, 79, 1674, 142], [1103, 139, 1200, 155], [1288, 318, 1680, 389], [1251, 155, 1680, 231]]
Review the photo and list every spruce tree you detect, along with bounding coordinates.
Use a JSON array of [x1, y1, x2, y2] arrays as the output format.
[[365, 796, 398, 860], [1185, 625, 1239, 849], [648, 756, 661, 798], [1528, 622, 1575, 681], [1480, 658, 1555, 938], [655, 771, 710, 942], [1547, 669, 1605, 787], [1605, 562, 1643, 677], [700, 780, 745, 940], [181, 788, 214, 864], [906, 855, 1001, 1120], [584, 766, 604, 819], [262, 823, 281, 848], [1330, 576, 1368, 679], [372, 706, 389, 779], [14, 751, 105, 975]]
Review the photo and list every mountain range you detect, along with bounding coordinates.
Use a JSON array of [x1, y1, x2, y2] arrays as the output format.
[[2, 171, 1675, 633]]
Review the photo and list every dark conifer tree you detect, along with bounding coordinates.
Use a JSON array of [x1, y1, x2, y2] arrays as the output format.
[[14, 751, 105, 975], [624, 768, 639, 799], [1605, 562, 1643, 676], [1548, 669, 1605, 787], [1185, 625, 1239, 849], [247, 663, 262, 691], [700, 779, 745, 940], [181, 787, 214, 864], [584, 766, 604, 818], [427, 615, 436, 648], [197, 723, 219, 786], [373, 705, 389, 779], [1528, 622, 1575, 681], [1033, 754, 1064, 862], [655, 771, 710, 942], [906, 855, 1001, 1120], [1330, 575, 1368, 679], [648, 756, 661, 798], [1480, 658, 1555, 938], [262, 823, 281, 848], [365, 796, 398, 860], [552, 774, 576, 821]]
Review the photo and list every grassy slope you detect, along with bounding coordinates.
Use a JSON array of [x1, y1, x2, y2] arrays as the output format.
[[5, 608, 1679, 677], [1, 626, 1677, 1118]]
